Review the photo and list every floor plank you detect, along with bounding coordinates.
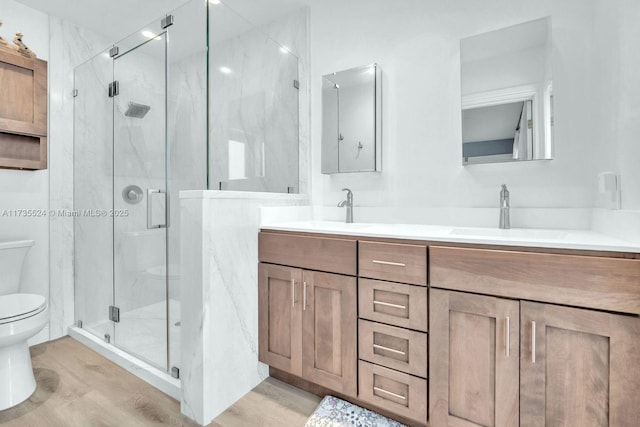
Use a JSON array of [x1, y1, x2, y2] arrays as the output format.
[[0, 337, 319, 427], [210, 378, 321, 427]]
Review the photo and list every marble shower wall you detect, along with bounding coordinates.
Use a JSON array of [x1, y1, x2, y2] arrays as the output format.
[[209, 6, 310, 194], [49, 17, 109, 340]]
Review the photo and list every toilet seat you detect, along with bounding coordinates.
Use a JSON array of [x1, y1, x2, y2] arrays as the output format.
[[0, 294, 47, 325]]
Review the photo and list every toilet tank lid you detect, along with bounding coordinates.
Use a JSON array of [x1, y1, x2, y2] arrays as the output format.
[[0, 293, 46, 321], [0, 240, 35, 250]]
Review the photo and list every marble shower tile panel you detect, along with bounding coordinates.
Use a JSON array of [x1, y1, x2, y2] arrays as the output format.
[[209, 7, 308, 194]]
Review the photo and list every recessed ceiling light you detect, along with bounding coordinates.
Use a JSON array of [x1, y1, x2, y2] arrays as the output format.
[[279, 46, 292, 54], [209, 0, 221, 4], [219, 66, 232, 74], [141, 30, 161, 40]]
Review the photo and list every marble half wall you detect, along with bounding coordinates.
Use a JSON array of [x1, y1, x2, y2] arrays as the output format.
[[179, 190, 308, 425]]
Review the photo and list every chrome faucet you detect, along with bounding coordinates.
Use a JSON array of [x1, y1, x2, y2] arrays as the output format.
[[499, 184, 510, 229], [337, 188, 354, 223]]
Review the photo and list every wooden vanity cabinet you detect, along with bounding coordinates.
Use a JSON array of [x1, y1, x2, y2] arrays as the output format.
[[258, 264, 302, 375], [301, 270, 357, 395], [259, 232, 640, 427], [430, 289, 520, 427], [520, 301, 640, 427], [357, 240, 429, 424], [429, 246, 640, 427], [258, 233, 358, 396]]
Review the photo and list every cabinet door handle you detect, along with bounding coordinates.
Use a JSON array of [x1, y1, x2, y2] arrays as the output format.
[[303, 281, 307, 311], [374, 386, 406, 401], [505, 316, 510, 358], [373, 344, 406, 356], [531, 320, 536, 364], [373, 300, 407, 310], [291, 279, 295, 308], [372, 260, 406, 267]]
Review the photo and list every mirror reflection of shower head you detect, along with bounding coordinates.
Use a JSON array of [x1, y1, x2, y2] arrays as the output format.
[[124, 102, 151, 119]]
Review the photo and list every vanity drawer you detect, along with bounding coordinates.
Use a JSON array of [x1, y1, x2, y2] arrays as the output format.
[[358, 360, 427, 423], [359, 279, 428, 331], [430, 246, 640, 315], [359, 320, 427, 377], [359, 241, 427, 286], [259, 232, 356, 276]]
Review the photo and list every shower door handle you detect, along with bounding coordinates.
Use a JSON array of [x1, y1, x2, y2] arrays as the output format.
[[147, 189, 167, 229]]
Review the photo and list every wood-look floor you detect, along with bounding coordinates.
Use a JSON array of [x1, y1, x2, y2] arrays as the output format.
[[0, 337, 321, 427]]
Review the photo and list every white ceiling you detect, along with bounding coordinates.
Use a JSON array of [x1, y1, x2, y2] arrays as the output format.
[[16, 0, 310, 43]]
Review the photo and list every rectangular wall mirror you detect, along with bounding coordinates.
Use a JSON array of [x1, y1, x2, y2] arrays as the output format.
[[322, 63, 381, 174], [460, 17, 553, 165]]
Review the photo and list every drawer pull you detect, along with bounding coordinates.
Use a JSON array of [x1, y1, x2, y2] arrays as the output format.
[[531, 320, 536, 364], [505, 316, 510, 358], [291, 279, 295, 308], [373, 300, 407, 310], [373, 344, 406, 356], [373, 386, 406, 401], [303, 281, 307, 311], [372, 260, 406, 267]]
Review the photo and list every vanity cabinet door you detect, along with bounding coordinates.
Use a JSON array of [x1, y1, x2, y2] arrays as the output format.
[[301, 270, 357, 396], [258, 263, 303, 376], [520, 302, 640, 427], [429, 289, 519, 427]]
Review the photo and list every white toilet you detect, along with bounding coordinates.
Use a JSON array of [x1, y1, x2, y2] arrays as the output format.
[[0, 240, 49, 411]]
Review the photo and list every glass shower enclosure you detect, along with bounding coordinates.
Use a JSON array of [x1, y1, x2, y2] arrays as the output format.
[[73, 0, 207, 374], [72, 0, 302, 382]]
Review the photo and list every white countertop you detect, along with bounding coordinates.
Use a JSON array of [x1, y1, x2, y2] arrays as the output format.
[[261, 221, 640, 253]]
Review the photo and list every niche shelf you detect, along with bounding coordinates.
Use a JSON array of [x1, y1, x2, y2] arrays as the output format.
[[0, 47, 48, 170]]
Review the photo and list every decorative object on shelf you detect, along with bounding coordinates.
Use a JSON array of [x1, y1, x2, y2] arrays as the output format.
[[12, 32, 37, 58], [0, 20, 7, 46], [305, 395, 407, 427]]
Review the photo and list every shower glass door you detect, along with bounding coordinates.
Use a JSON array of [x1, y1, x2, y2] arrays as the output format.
[[112, 33, 168, 370]]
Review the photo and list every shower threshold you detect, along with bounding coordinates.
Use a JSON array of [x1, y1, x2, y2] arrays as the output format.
[[68, 326, 181, 400]]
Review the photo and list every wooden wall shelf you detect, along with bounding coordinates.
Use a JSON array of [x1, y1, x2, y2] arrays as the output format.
[[0, 47, 48, 170]]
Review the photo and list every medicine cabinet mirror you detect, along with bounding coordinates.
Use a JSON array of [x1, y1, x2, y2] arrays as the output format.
[[321, 63, 381, 174], [460, 17, 553, 165]]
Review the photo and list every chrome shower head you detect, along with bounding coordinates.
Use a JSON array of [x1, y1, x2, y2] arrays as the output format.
[[124, 102, 151, 119]]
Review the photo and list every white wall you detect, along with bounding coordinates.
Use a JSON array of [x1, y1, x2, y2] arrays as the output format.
[[310, 0, 599, 214], [592, 0, 640, 210], [0, 0, 50, 342]]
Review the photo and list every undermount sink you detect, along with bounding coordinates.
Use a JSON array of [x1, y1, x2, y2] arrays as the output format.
[[449, 227, 568, 240]]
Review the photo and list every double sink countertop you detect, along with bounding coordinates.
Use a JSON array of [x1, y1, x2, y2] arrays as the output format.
[[261, 221, 640, 253]]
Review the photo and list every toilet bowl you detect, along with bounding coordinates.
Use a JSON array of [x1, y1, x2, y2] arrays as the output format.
[[0, 240, 49, 411]]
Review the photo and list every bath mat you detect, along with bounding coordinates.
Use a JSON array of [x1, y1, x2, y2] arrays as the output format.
[[304, 395, 407, 427]]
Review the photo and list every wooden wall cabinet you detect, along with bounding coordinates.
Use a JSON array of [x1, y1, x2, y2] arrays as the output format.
[[258, 263, 357, 396], [0, 48, 48, 170], [430, 289, 640, 427]]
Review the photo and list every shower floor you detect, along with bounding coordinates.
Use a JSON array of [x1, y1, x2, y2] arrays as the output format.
[[88, 299, 180, 371]]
